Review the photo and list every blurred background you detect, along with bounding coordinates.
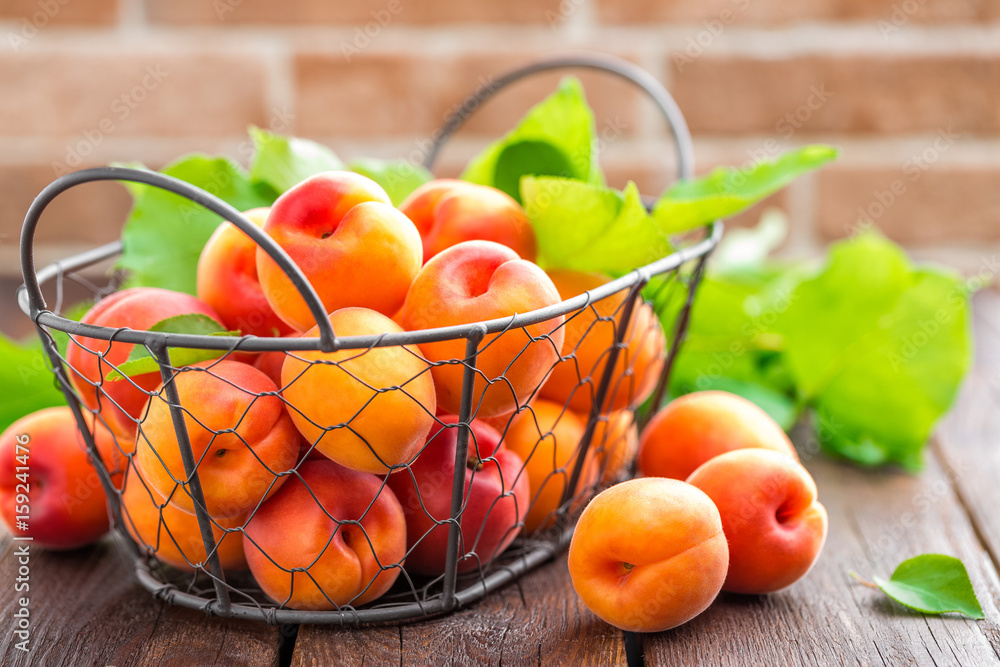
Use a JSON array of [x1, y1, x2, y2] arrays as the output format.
[[1, 0, 998, 336]]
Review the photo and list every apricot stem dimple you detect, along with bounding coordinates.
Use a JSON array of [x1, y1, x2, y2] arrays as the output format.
[[622, 562, 634, 571]]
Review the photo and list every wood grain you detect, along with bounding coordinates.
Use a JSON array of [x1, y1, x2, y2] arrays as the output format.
[[0, 536, 281, 667], [643, 437, 1000, 665], [937, 289, 1000, 569], [292, 558, 628, 666]]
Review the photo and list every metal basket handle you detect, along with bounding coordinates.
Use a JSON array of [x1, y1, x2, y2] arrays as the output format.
[[18, 167, 338, 351], [422, 51, 695, 183]]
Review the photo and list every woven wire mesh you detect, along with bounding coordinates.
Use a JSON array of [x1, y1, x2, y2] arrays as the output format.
[[17, 53, 721, 623]]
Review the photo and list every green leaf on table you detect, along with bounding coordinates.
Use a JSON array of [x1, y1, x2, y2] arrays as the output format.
[[521, 176, 672, 274], [117, 156, 275, 295], [105, 314, 240, 381], [652, 145, 839, 235], [462, 77, 602, 202], [777, 232, 972, 469], [0, 334, 66, 434], [868, 555, 985, 619], [348, 158, 433, 206], [249, 126, 343, 195]]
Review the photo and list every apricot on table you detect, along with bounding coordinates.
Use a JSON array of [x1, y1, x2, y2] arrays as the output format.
[[0, 407, 119, 550], [568, 477, 729, 632], [638, 390, 798, 481], [687, 449, 828, 594]]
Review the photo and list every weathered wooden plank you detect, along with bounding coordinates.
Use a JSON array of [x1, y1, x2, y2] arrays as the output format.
[[0, 536, 282, 667], [292, 556, 628, 666], [644, 444, 1000, 666], [937, 289, 1000, 569]]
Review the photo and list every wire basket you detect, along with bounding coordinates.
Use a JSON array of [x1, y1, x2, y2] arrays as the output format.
[[17, 53, 721, 624]]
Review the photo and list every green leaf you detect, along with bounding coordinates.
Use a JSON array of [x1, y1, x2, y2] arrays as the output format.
[[871, 555, 985, 619], [0, 334, 66, 434], [778, 233, 972, 469], [117, 156, 275, 295], [521, 176, 672, 274], [462, 77, 602, 201], [105, 314, 239, 381], [653, 145, 839, 234], [249, 126, 343, 195], [348, 158, 432, 206]]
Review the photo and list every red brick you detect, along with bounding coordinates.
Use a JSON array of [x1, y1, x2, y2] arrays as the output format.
[[148, 0, 565, 25], [672, 55, 1000, 135], [0, 52, 268, 139], [294, 51, 641, 140], [598, 0, 1000, 24], [0, 0, 118, 27], [0, 163, 132, 249], [817, 165, 1000, 243]]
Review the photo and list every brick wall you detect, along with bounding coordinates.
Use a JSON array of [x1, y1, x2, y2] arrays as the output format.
[[1, 0, 998, 300]]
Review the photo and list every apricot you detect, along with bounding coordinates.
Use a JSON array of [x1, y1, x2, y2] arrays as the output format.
[[281, 308, 436, 474], [0, 407, 119, 549], [588, 409, 639, 485], [501, 399, 596, 534], [120, 463, 246, 571], [403, 241, 564, 417], [400, 179, 537, 262], [256, 171, 423, 332], [243, 459, 406, 610], [540, 270, 665, 415], [568, 478, 729, 632], [66, 287, 223, 438], [687, 449, 828, 594], [197, 207, 295, 339], [135, 359, 299, 519], [638, 390, 798, 480]]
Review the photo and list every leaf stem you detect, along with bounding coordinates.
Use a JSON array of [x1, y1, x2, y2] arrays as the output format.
[[848, 571, 879, 589]]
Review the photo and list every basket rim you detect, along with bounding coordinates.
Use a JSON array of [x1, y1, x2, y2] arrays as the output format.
[[18, 221, 722, 353]]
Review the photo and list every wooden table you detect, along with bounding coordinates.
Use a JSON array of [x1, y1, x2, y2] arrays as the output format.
[[3, 291, 1000, 666]]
